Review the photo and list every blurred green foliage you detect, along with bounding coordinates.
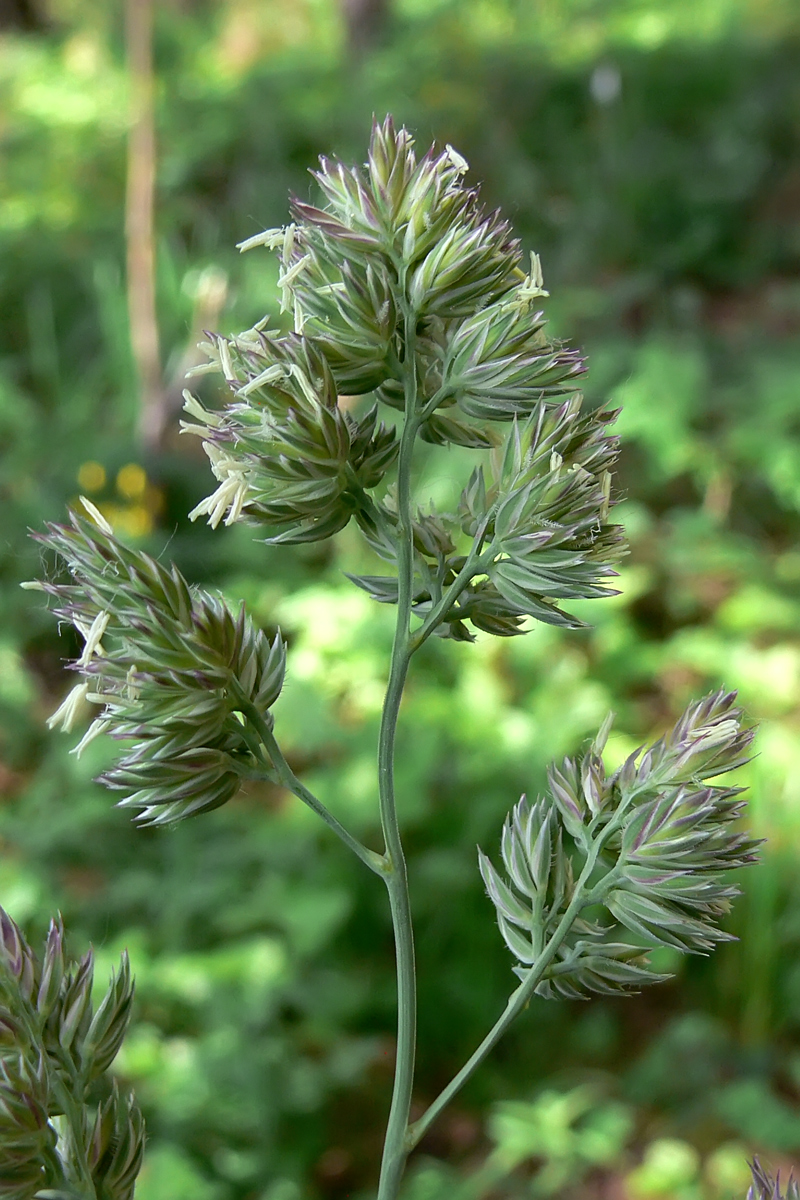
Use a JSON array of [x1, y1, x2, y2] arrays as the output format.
[[2, 0, 800, 1196]]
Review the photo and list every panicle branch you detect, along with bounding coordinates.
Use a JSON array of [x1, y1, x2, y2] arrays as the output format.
[[33, 503, 286, 825], [184, 117, 619, 645], [480, 690, 759, 998]]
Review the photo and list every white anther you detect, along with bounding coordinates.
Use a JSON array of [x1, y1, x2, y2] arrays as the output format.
[[47, 681, 90, 733], [445, 144, 469, 175], [76, 610, 110, 666], [79, 497, 114, 536], [236, 365, 286, 398], [70, 718, 108, 759], [236, 227, 286, 253]]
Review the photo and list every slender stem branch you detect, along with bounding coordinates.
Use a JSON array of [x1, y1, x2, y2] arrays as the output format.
[[410, 527, 492, 652], [240, 701, 385, 876], [406, 833, 610, 1151], [376, 309, 420, 1200], [419, 383, 451, 421]]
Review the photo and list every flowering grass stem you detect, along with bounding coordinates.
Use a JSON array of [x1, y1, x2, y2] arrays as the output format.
[[376, 306, 421, 1200]]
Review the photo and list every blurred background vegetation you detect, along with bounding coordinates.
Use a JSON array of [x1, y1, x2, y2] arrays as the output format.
[[2, 0, 800, 1196]]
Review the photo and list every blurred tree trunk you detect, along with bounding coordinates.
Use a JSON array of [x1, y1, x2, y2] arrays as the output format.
[[340, 0, 388, 57], [125, 0, 164, 451]]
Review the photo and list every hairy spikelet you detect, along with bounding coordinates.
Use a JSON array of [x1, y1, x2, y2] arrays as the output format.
[[481, 692, 759, 995], [0, 907, 141, 1200], [747, 1160, 800, 1200], [350, 397, 624, 639], [0, 1053, 55, 1200], [87, 1084, 145, 1200], [33, 505, 286, 824], [184, 333, 398, 541], [479, 796, 666, 999]]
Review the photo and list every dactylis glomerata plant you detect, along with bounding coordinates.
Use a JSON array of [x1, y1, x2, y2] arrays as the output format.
[[19, 119, 760, 1199]]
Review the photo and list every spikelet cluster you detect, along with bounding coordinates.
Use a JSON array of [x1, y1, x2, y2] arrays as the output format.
[[301, 116, 520, 323], [184, 119, 614, 642], [85, 1084, 145, 1200], [350, 397, 624, 638], [184, 335, 398, 543], [34, 504, 285, 824], [0, 907, 141, 1200], [480, 691, 759, 997]]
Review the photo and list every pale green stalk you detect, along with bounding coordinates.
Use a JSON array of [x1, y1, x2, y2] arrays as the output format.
[[376, 305, 421, 1200], [410, 521, 493, 653], [42, 1139, 71, 1194], [240, 700, 385, 876]]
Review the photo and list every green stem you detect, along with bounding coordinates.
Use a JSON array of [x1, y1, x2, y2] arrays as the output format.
[[52, 1077, 96, 1198], [419, 383, 451, 420], [241, 701, 385, 876], [410, 527, 492, 652], [376, 309, 420, 1200], [406, 833, 610, 1152]]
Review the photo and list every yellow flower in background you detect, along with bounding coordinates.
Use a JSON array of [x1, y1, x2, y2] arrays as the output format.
[[116, 463, 148, 500], [102, 504, 153, 540], [69, 462, 158, 541], [77, 461, 106, 492], [704, 1144, 752, 1199]]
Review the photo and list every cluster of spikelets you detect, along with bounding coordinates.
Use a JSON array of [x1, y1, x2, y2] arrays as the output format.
[[479, 690, 759, 998], [31, 502, 286, 825], [748, 1161, 800, 1200], [183, 335, 399, 544], [0, 908, 141, 1200], [351, 394, 623, 638], [182, 116, 621, 638]]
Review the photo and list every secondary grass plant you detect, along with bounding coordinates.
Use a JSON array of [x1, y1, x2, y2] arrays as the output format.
[[13, 119, 760, 1200]]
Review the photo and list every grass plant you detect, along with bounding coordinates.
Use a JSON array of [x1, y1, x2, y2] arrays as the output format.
[[11, 120, 762, 1200]]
